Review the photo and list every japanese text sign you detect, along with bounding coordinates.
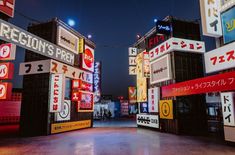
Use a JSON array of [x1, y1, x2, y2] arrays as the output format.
[[221, 92, 235, 126], [159, 100, 174, 119], [0, 0, 15, 17], [0, 62, 13, 80], [148, 87, 160, 113], [0, 43, 16, 60]]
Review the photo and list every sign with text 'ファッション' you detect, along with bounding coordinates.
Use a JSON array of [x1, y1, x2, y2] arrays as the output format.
[[49, 74, 65, 113], [0, 82, 12, 100], [0, 19, 75, 65]]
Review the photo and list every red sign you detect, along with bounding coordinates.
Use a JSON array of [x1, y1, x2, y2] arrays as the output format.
[[0, 0, 15, 17], [128, 87, 137, 103], [72, 79, 93, 92], [0, 43, 16, 60], [82, 45, 94, 72], [0, 82, 12, 100], [162, 71, 235, 97], [71, 91, 79, 102], [0, 62, 14, 80], [77, 91, 94, 112]]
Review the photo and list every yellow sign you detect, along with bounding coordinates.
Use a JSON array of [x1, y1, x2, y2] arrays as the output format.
[[78, 38, 84, 53], [51, 120, 91, 134], [159, 100, 173, 119]]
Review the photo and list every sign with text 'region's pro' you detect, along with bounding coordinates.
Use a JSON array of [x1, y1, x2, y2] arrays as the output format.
[[199, 0, 222, 37], [0, 0, 15, 18], [0, 19, 75, 65], [221, 7, 235, 44], [137, 114, 159, 128], [82, 45, 95, 72], [57, 26, 79, 54], [0, 43, 16, 60], [0, 62, 14, 80], [0, 82, 12, 100], [148, 87, 160, 113], [221, 92, 235, 126], [150, 54, 172, 85], [55, 100, 71, 121], [204, 41, 235, 73], [149, 37, 205, 61], [49, 74, 65, 113], [162, 71, 235, 98]]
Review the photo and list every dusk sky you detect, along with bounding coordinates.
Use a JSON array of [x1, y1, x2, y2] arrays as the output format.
[[11, 0, 215, 98]]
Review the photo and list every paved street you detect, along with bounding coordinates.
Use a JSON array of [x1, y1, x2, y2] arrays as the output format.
[[1, 127, 235, 155]]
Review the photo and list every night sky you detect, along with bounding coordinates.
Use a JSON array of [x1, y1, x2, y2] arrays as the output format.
[[11, 0, 215, 99]]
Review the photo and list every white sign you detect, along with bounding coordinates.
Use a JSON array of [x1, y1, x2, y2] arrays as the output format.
[[150, 54, 172, 84], [221, 92, 235, 126], [129, 66, 137, 75], [148, 87, 160, 113], [129, 47, 137, 56], [200, 0, 222, 37], [82, 45, 95, 72], [0, 43, 16, 60], [57, 26, 79, 54], [0, 19, 75, 65], [137, 114, 159, 128], [220, 0, 235, 12], [149, 37, 205, 61], [204, 41, 235, 73], [19, 59, 93, 84], [49, 74, 65, 113], [55, 100, 71, 121], [129, 57, 136, 65]]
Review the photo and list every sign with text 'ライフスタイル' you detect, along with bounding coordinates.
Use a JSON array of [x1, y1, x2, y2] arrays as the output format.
[[149, 37, 205, 61], [19, 59, 93, 84], [221, 92, 235, 126], [0, 19, 75, 65], [204, 41, 235, 73], [137, 114, 159, 128], [49, 74, 65, 113], [199, 0, 222, 37], [0, 43, 16, 60]]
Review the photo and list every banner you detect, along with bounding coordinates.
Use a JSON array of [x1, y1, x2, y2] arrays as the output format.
[[149, 37, 205, 61], [221, 92, 235, 126], [55, 100, 71, 121], [159, 100, 173, 119], [148, 87, 160, 113], [0, 43, 16, 60], [150, 54, 172, 84], [0, 19, 75, 65], [162, 71, 235, 97], [205, 41, 235, 73], [0, 62, 14, 80], [49, 74, 65, 113], [199, 0, 222, 37], [51, 120, 91, 134], [137, 114, 159, 128]]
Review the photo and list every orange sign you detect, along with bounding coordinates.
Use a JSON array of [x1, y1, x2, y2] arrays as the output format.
[[0, 83, 12, 100], [159, 100, 173, 119], [0, 62, 14, 80]]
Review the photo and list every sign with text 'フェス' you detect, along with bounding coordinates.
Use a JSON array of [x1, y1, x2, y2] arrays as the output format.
[[0, 43, 16, 60], [0, 19, 75, 65], [162, 71, 235, 97]]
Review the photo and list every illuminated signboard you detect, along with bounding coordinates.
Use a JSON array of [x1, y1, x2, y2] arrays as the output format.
[[128, 87, 137, 103], [162, 71, 235, 97], [0, 82, 12, 100], [72, 79, 93, 92], [143, 51, 150, 78], [146, 33, 165, 51], [55, 100, 71, 121], [82, 45, 95, 72], [129, 47, 137, 75], [204, 41, 235, 73], [199, 0, 222, 37], [49, 74, 65, 113], [148, 87, 160, 113], [0, 43, 16, 60], [221, 92, 235, 126], [137, 114, 159, 128], [19, 59, 93, 84], [149, 37, 205, 62], [159, 100, 174, 119], [57, 26, 79, 54], [150, 54, 172, 84], [0, 19, 75, 65], [0, 62, 14, 80], [156, 20, 172, 35], [139, 102, 148, 113], [221, 7, 235, 44], [0, 0, 15, 18], [93, 62, 101, 102], [77, 91, 94, 112]]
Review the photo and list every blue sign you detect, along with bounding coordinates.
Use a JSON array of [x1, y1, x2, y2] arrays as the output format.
[[156, 20, 172, 35], [222, 7, 235, 44]]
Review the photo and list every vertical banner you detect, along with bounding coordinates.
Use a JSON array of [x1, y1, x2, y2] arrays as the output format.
[[0, 82, 12, 100], [148, 87, 160, 113], [221, 92, 235, 126], [139, 102, 148, 113], [143, 51, 150, 77], [0, 43, 16, 60], [128, 47, 137, 75], [49, 74, 65, 112], [79, 38, 84, 53], [93, 62, 101, 102], [199, 0, 222, 37]]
